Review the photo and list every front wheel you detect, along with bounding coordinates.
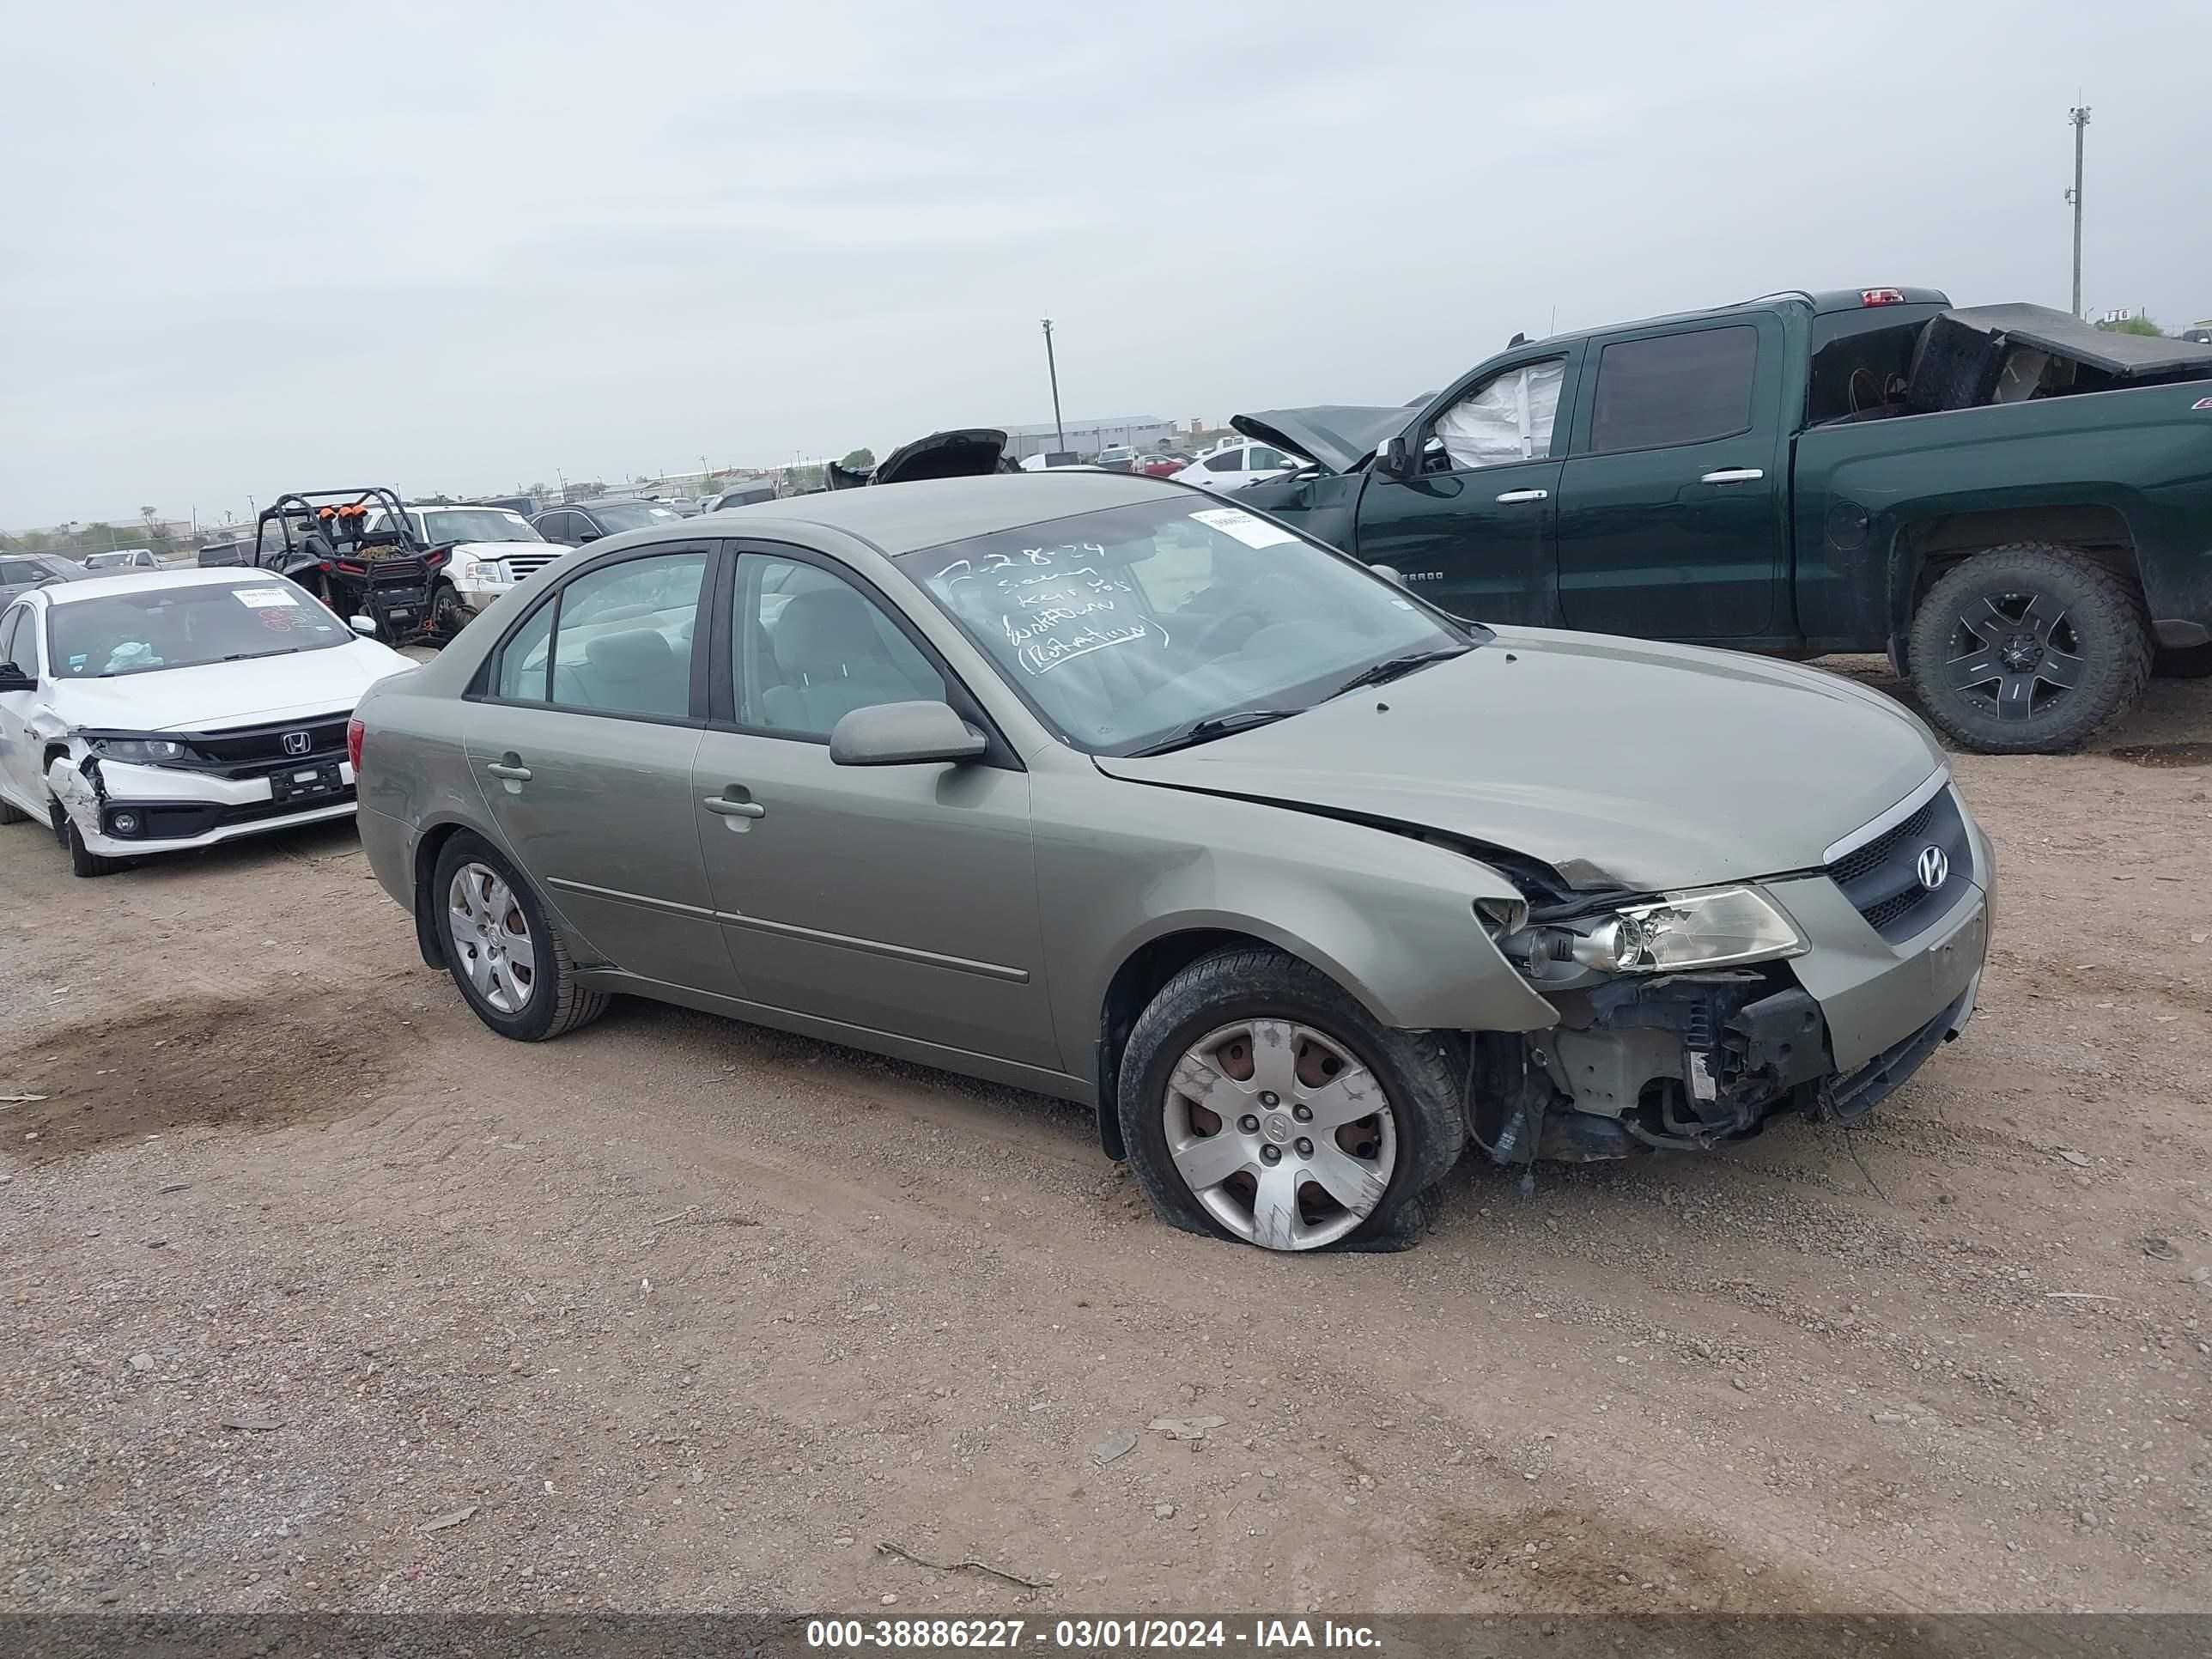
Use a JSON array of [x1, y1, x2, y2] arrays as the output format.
[[52, 799, 123, 878], [1906, 544, 2153, 754], [430, 833, 609, 1040], [1115, 946, 1463, 1252], [430, 580, 469, 641]]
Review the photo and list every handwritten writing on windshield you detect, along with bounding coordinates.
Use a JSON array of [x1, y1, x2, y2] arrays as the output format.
[[932, 543, 1168, 677]]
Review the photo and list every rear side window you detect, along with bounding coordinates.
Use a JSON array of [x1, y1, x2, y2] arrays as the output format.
[[1202, 450, 1245, 474], [546, 553, 708, 719], [1589, 325, 1758, 453]]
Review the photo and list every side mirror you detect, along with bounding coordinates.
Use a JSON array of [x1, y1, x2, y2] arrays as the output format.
[[348, 616, 377, 636], [0, 664, 35, 692], [1375, 434, 1414, 480], [1370, 564, 1409, 589], [830, 701, 988, 767], [575, 528, 602, 544]]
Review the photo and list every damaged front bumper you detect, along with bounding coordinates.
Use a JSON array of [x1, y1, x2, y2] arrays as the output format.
[[48, 747, 359, 857], [1478, 805, 1992, 1162]]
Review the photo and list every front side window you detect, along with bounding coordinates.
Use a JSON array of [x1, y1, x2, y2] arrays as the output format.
[[539, 552, 708, 719], [896, 497, 1474, 755], [1589, 325, 1758, 453], [1, 606, 32, 676], [46, 580, 351, 678], [1, 559, 46, 586], [734, 556, 944, 739], [1434, 359, 1566, 471]]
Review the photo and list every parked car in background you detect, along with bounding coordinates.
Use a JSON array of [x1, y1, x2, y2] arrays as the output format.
[[1138, 451, 1194, 478], [530, 498, 688, 546], [82, 548, 161, 573], [706, 480, 779, 512], [1093, 446, 1137, 472], [352, 472, 1989, 1255], [1237, 288, 2212, 752], [1018, 452, 1091, 472], [0, 568, 411, 875], [1170, 440, 1304, 493], [1, 553, 94, 607], [197, 542, 250, 568]]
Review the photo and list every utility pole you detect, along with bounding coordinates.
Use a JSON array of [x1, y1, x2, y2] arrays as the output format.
[[1040, 319, 1066, 453], [2067, 103, 2090, 318]]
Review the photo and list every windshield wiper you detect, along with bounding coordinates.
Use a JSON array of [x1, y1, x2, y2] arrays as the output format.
[[1127, 708, 1304, 757], [219, 649, 298, 663], [1327, 646, 1468, 699]]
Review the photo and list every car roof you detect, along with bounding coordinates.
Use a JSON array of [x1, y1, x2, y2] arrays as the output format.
[[639, 471, 1179, 556], [40, 568, 288, 605], [1514, 286, 1952, 353]]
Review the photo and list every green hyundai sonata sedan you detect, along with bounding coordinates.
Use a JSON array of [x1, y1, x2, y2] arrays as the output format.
[[352, 471, 1991, 1253]]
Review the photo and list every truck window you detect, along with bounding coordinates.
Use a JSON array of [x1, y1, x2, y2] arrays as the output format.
[[1435, 360, 1566, 471], [1589, 325, 1758, 453]]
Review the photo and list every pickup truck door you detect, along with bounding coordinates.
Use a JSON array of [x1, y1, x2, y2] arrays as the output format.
[[1351, 350, 1581, 625], [1553, 315, 1790, 641]]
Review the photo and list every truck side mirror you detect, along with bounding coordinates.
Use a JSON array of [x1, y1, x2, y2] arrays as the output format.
[[1375, 434, 1413, 480]]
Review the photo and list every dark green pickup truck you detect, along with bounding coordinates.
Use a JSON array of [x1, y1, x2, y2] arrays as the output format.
[[1237, 288, 2212, 752]]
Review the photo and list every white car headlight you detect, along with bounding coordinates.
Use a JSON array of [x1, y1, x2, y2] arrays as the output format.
[[88, 737, 191, 765], [1504, 884, 1808, 977]]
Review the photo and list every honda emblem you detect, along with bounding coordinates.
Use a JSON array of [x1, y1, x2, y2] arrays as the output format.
[[283, 731, 313, 757]]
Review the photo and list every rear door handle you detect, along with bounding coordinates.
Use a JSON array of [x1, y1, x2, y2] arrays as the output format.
[[1494, 489, 1549, 503], [1698, 468, 1765, 485], [485, 761, 532, 781], [703, 796, 766, 818]]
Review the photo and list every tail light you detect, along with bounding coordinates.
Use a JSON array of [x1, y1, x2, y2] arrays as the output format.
[[1861, 287, 1907, 307], [346, 716, 365, 773]]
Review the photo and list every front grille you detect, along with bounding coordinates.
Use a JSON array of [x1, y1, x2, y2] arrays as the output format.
[[1826, 785, 1974, 944], [501, 552, 562, 580], [185, 716, 352, 778]]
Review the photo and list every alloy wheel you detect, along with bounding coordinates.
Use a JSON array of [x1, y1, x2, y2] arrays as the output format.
[[1941, 589, 2085, 722], [1162, 1018, 1396, 1251]]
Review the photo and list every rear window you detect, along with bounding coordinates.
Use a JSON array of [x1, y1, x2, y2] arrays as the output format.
[[1589, 325, 1759, 453]]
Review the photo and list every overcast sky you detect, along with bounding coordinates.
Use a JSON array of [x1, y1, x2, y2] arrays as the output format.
[[4, 0, 2207, 530]]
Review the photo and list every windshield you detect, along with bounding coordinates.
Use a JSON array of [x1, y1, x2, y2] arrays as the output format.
[[48, 580, 354, 678], [422, 508, 541, 544], [592, 501, 685, 532], [896, 497, 1474, 755]]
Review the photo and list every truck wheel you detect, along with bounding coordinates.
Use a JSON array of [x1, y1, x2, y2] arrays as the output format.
[[1115, 945, 1462, 1253], [2153, 641, 2212, 679], [430, 581, 468, 641], [1906, 544, 2152, 754]]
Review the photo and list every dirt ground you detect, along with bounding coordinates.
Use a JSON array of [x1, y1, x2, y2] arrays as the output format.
[[2, 659, 2207, 1617]]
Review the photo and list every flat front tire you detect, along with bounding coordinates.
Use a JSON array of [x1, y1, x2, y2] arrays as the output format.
[[1116, 946, 1463, 1253], [430, 831, 609, 1041]]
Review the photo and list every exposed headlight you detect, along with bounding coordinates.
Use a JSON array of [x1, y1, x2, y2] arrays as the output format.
[[89, 737, 191, 765], [1506, 884, 1807, 977]]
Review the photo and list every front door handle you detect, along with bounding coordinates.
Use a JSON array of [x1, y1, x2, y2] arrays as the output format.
[[703, 795, 766, 819], [485, 759, 532, 781], [1494, 489, 1550, 503], [1698, 468, 1765, 485]]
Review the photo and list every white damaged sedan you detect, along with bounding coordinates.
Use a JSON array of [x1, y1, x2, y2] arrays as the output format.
[[0, 568, 412, 875]]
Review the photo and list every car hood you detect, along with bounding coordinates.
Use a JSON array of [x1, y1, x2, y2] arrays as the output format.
[[449, 539, 546, 560], [1230, 406, 1410, 475], [830, 428, 1012, 489], [1094, 629, 1943, 893], [52, 640, 414, 732]]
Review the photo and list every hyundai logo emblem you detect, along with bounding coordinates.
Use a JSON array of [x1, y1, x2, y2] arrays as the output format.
[[1916, 845, 1949, 892], [283, 731, 313, 757]]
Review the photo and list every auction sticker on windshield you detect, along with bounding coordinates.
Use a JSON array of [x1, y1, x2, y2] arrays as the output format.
[[231, 586, 301, 608], [1189, 507, 1300, 550]]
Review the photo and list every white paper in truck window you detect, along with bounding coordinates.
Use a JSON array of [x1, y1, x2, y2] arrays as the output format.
[[231, 586, 301, 608], [1189, 507, 1300, 549]]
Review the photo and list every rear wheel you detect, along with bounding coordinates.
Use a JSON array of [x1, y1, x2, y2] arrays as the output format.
[[430, 580, 468, 641], [1116, 946, 1462, 1253], [1906, 543, 2153, 753], [430, 832, 608, 1041]]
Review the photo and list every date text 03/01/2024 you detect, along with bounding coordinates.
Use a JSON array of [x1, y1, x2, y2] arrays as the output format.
[[805, 1617, 1383, 1650]]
